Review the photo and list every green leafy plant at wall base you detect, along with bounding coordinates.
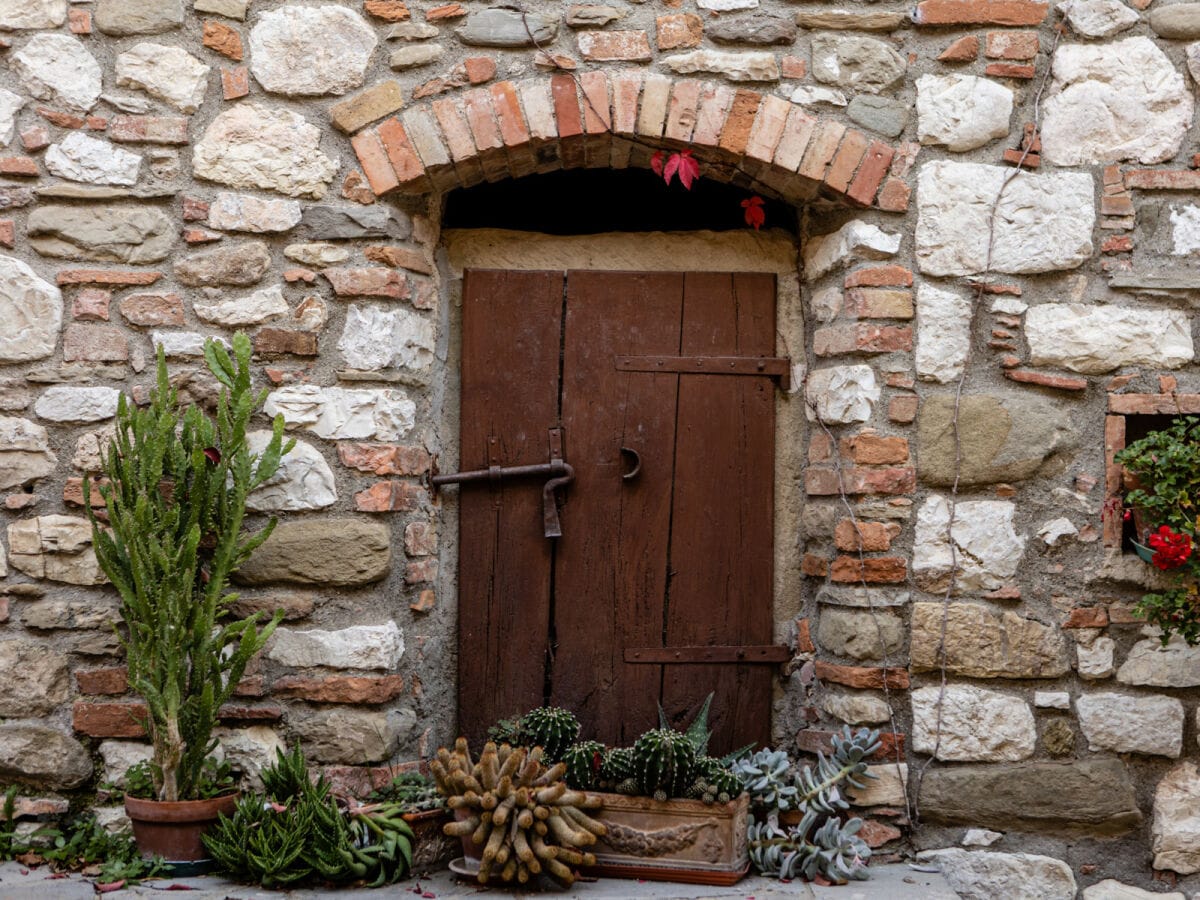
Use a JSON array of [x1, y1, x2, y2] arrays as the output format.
[[85, 334, 291, 802]]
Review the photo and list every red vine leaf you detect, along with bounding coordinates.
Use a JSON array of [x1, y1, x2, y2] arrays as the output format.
[[742, 195, 766, 230], [663, 152, 680, 185], [677, 150, 699, 190], [650, 150, 665, 178]]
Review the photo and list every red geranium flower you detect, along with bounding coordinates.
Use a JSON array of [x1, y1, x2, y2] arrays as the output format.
[[1148, 525, 1193, 570]]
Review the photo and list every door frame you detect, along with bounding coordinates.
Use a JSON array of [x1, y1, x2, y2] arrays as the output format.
[[434, 228, 805, 745]]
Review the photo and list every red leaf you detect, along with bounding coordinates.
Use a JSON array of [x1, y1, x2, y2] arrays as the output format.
[[96, 882, 126, 893], [663, 152, 680, 186], [650, 150, 665, 178], [677, 150, 700, 190], [742, 195, 766, 230], [203, 447, 221, 464]]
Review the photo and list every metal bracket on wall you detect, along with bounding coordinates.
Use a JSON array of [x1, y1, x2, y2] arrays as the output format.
[[624, 645, 792, 665], [615, 355, 791, 391]]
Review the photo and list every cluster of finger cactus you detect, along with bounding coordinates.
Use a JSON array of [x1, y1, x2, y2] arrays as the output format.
[[432, 738, 607, 886], [515, 706, 581, 761], [739, 727, 882, 885], [632, 728, 699, 800]]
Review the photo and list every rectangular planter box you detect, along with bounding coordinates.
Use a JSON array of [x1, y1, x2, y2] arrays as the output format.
[[584, 792, 750, 886]]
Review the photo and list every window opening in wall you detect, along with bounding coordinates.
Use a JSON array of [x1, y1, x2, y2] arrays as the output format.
[[442, 168, 797, 236], [1117, 413, 1179, 555]]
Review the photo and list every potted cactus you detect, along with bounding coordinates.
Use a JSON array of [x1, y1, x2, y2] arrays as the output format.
[[85, 335, 290, 866]]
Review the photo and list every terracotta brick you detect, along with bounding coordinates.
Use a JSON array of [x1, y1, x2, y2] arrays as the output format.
[[691, 82, 734, 147], [797, 727, 905, 761], [411, 588, 436, 612], [203, 20, 243, 60], [403, 107, 453, 171], [273, 674, 405, 704], [812, 660, 910, 690], [73, 701, 148, 738], [63, 476, 107, 508], [664, 79, 702, 143], [0, 157, 36, 177], [814, 323, 912, 355], [253, 328, 318, 357], [745, 94, 791, 164], [801, 553, 829, 577], [656, 14, 702, 50], [835, 519, 901, 552], [364, 245, 433, 274], [77, 666, 128, 696], [844, 265, 913, 289], [331, 81, 406, 134], [611, 72, 643, 135], [1064, 606, 1108, 628], [637, 74, 672, 138], [1102, 235, 1133, 254], [221, 66, 249, 100], [405, 520, 438, 556], [848, 141, 895, 207], [808, 432, 834, 463], [985, 62, 1035, 78], [406, 558, 438, 584], [1108, 393, 1200, 415], [426, 3, 465, 20], [355, 480, 427, 512], [461, 88, 503, 156], [806, 467, 915, 496], [781, 55, 807, 79], [843, 434, 909, 465], [38, 107, 85, 129], [579, 70, 612, 134], [795, 618, 816, 654], [377, 116, 428, 186], [1107, 602, 1143, 625], [876, 177, 911, 212], [20, 125, 49, 152], [341, 170, 375, 204], [68, 7, 90, 33], [985, 30, 1039, 59], [351, 128, 401, 196], [578, 31, 653, 62], [63, 324, 129, 362], [888, 395, 918, 423], [773, 104, 817, 172], [323, 267, 409, 300], [364, 0, 410, 21], [845, 288, 913, 319], [913, 0, 1049, 25], [718, 89, 762, 157], [120, 292, 184, 327], [551, 74, 584, 140], [431, 98, 476, 162], [824, 129, 870, 194], [797, 120, 845, 182], [72, 288, 111, 321], [1003, 369, 1088, 391], [184, 227, 221, 244], [939, 34, 979, 61], [109, 115, 190, 145], [1101, 195, 1135, 217], [1002, 148, 1040, 169]]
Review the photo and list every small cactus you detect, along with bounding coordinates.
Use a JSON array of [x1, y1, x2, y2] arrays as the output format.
[[516, 707, 581, 762], [615, 777, 639, 795], [600, 747, 635, 785], [632, 728, 698, 799], [562, 740, 606, 791], [696, 756, 743, 800]]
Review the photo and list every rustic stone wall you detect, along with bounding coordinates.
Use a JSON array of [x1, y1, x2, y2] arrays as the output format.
[[0, 0, 1198, 894]]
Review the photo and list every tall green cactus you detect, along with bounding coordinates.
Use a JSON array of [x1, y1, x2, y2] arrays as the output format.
[[85, 335, 292, 802]]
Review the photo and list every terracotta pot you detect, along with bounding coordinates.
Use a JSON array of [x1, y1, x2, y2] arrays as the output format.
[[402, 807, 456, 875], [124, 793, 239, 863], [453, 805, 481, 862]]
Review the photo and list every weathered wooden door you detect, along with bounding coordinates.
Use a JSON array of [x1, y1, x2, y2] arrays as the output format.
[[457, 269, 777, 754]]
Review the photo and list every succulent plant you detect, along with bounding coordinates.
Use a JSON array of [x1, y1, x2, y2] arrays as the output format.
[[690, 756, 742, 804], [632, 728, 698, 799], [599, 747, 635, 787], [516, 707, 581, 762], [433, 738, 606, 886], [562, 740, 606, 791], [747, 811, 870, 883], [732, 748, 799, 810]]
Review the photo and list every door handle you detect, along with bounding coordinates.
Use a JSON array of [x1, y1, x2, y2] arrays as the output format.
[[430, 429, 574, 539], [620, 447, 641, 481]]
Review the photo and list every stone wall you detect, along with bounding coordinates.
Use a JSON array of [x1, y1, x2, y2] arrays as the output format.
[[0, 0, 1198, 895]]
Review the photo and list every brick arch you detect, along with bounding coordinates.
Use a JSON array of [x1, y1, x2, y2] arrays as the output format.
[[347, 71, 911, 213]]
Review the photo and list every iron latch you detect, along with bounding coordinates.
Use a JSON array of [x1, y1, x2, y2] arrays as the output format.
[[624, 645, 792, 665], [431, 428, 574, 538], [615, 355, 791, 391]]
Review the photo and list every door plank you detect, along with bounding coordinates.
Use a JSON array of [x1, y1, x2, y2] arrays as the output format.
[[662, 272, 776, 753], [458, 269, 564, 745], [553, 271, 684, 745]]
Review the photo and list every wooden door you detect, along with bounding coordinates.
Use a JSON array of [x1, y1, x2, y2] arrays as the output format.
[[458, 269, 777, 754]]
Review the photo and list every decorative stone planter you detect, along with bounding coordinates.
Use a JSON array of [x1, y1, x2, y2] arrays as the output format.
[[583, 792, 750, 886]]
